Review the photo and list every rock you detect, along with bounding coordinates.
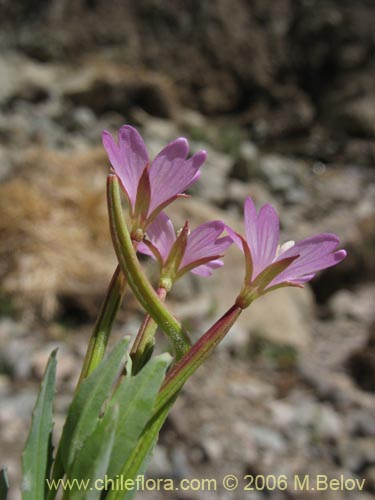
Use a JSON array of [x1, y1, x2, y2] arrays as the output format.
[[250, 425, 286, 453], [0, 338, 35, 380], [338, 438, 375, 474], [219, 322, 251, 355], [246, 87, 316, 140], [68, 106, 96, 131], [171, 292, 213, 322], [229, 141, 259, 182], [169, 446, 191, 480], [316, 167, 363, 205], [190, 147, 233, 204], [62, 62, 177, 119], [0, 318, 27, 339], [344, 139, 374, 167], [138, 115, 180, 146], [0, 375, 11, 398], [328, 286, 375, 322], [227, 377, 275, 402], [0, 389, 37, 442], [200, 437, 224, 462], [364, 465, 375, 493], [225, 180, 279, 214], [230, 420, 258, 465], [314, 404, 343, 441], [177, 108, 219, 146], [346, 328, 375, 393], [31, 344, 79, 385], [338, 96, 375, 138], [146, 445, 172, 478], [0, 146, 12, 182], [271, 394, 343, 443], [347, 409, 375, 437], [0, 320, 34, 381], [306, 184, 375, 299], [0, 52, 58, 106], [256, 154, 308, 201], [177, 108, 207, 132], [236, 287, 314, 351]]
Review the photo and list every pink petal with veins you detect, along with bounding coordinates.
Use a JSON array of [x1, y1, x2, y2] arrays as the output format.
[[102, 125, 149, 208], [148, 145, 206, 216], [268, 234, 347, 287], [191, 260, 224, 276], [180, 221, 232, 269], [139, 212, 176, 263], [253, 203, 280, 278]]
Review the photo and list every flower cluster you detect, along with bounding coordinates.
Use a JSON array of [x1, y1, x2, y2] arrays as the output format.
[[104, 125, 346, 297], [21, 124, 348, 500]]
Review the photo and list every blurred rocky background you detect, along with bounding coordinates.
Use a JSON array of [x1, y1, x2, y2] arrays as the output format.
[[0, 1, 374, 499]]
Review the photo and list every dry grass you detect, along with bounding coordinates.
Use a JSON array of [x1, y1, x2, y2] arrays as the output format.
[[0, 147, 118, 319]]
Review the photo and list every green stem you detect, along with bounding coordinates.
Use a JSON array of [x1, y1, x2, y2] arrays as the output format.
[[131, 287, 167, 374], [154, 304, 242, 414], [106, 305, 242, 500], [77, 265, 127, 387], [107, 174, 191, 360]]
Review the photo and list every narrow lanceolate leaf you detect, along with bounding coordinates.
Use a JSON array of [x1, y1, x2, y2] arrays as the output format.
[[60, 338, 130, 471], [21, 350, 57, 500], [64, 407, 119, 500], [0, 466, 9, 500], [106, 398, 174, 500], [78, 265, 127, 385], [106, 353, 171, 480]]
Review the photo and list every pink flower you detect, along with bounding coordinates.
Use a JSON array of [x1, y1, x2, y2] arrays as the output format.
[[228, 197, 347, 305], [138, 212, 232, 283], [102, 125, 206, 229]]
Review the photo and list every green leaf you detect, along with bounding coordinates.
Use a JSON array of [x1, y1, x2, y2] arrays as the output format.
[[119, 443, 156, 500], [106, 353, 171, 479], [60, 338, 130, 471], [21, 349, 57, 500], [64, 407, 119, 500], [106, 397, 174, 500], [44, 433, 54, 498], [78, 265, 127, 384], [0, 466, 9, 500]]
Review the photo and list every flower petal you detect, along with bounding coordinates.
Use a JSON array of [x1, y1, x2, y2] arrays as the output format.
[[136, 241, 155, 259], [139, 212, 176, 264], [270, 234, 346, 286], [117, 125, 149, 207], [180, 221, 232, 269], [148, 142, 206, 215], [290, 273, 316, 284], [243, 197, 258, 271], [191, 260, 224, 277], [244, 197, 280, 278], [102, 130, 122, 172], [254, 204, 280, 277], [225, 225, 244, 250]]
